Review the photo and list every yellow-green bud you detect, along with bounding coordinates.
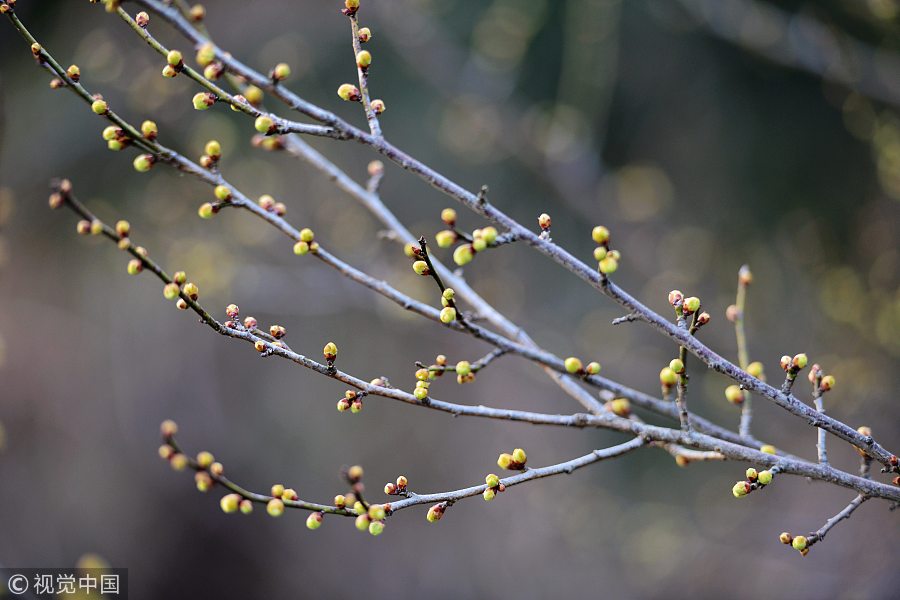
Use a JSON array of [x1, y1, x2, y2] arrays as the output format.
[[183, 282, 199, 300], [306, 512, 323, 530], [760, 444, 777, 455], [747, 361, 764, 378], [192, 92, 215, 110], [240, 499, 253, 514], [166, 49, 183, 66], [255, 115, 275, 134], [435, 230, 456, 248], [323, 341, 338, 360], [115, 220, 130, 238], [273, 62, 291, 81], [585, 361, 601, 375], [592, 225, 610, 244], [669, 358, 684, 373], [204, 140, 221, 158], [792, 353, 808, 370], [266, 498, 285, 517], [660, 367, 677, 387], [368, 520, 385, 536], [214, 185, 231, 201], [293, 241, 309, 255], [337, 83, 360, 101], [725, 385, 744, 405], [483, 488, 496, 501], [485, 474, 500, 488], [441, 207, 457, 225], [356, 50, 371, 68], [67, 64, 81, 81], [791, 535, 807, 551], [198, 202, 215, 219], [355, 514, 370, 531], [497, 453, 513, 469], [682, 297, 701, 314], [564, 357, 583, 374], [453, 244, 474, 266], [358, 27, 371, 42], [609, 398, 631, 417], [440, 307, 457, 324], [90, 220, 103, 235], [757, 470, 773, 485], [413, 260, 429, 275], [368, 504, 386, 521], [512, 448, 527, 464], [426, 504, 443, 523], [745, 467, 758, 481], [102, 126, 119, 141], [127, 259, 143, 275], [220, 494, 241, 513], [455, 361, 471, 376], [140, 120, 158, 140], [107, 140, 124, 151], [299, 228, 315, 243], [593, 246, 607, 261], [598, 256, 618, 274], [91, 99, 108, 115], [197, 451, 215, 468], [732, 481, 750, 498], [779, 532, 793, 545], [133, 154, 153, 172], [820, 375, 835, 391], [196, 43, 215, 66], [414, 387, 428, 401]]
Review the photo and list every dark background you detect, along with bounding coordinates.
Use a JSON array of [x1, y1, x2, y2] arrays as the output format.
[[1, 1, 898, 598]]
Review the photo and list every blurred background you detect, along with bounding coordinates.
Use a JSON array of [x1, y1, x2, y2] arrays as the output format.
[[1, 0, 898, 597]]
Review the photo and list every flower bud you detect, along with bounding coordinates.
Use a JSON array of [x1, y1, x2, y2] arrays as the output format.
[[455, 360, 471, 376], [158, 444, 174, 460], [538, 213, 552, 230], [747, 361, 764, 378], [195, 471, 213, 492], [497, 453, 513, 470], [412, 260, 429, 276], [738, 265, 753, 286], [66, 64, 80, 81], [160, 419, 178, 438], [780, 355, 792, 371], [192, 92, 215, 110], [220, 494, 241, 513], [779, 532, 793, 545], [591, 225, 610, 244], [760, 444, 776, 455], [368, 504, 386, 521], [198, 202, 215, 219], [170, 453, 188, 470], [585, 361, 601, 375], [238, 499, 253, 514], [348, 465, 364, 481], [725, 385, 744, 405], [140, 119, 158, 140], [368, 520, 385, 536], [133, 154, 154, 172], [593, 247, 608, 262], [564, 357, 583, 374], [356, 50, 371, 68], [272, 62, 291, 81], [609, 398, 630, 417], [189, 4, 206, 21], [358, 27, 371, 42], [213, 185, 231, 202], [337, 83, 361, 102], [819, 375, 835, 392], [485, 473, 500, 488], [196, 43, 215, 66], [183, 282, 199, 300], [791, 353, 808, 370], [669, 359, 684, 374], [355, 514, 370, 530], [114, 220, 130, 238], [791, 535, 807, 551], [176, 299, 188, 310], [745, 467, 758, 481], [512, 448, 527, 464], [413, 387, 428, 401], [668, 290, 683, 307], [323, 342, 338, 361], [453, 244, 475, 266], [266, 498, 285, 517], [434, 229, 457, 248], [483, 488, 496, 501], [659, 367, 677, 387], [269, 324, 286, 339], [255, 115, 275, 134], [162, 65, 178, 78], [91, 99, 108, 115], [682, 297, 700, 314], [598, 256, 618, 274], [166, 49, 183, 67], [696, 312, 710, 325], [426, 504, 444, 523], [439, 307, 457, 324], [306, 511, 323, 530], [282, 488, 299, 501], [757, 470, 773, 485], [732, 481, 750, 498], [204, 140, 221, 159], [136, 11, 150, 27], [197, 451, 215, 468]]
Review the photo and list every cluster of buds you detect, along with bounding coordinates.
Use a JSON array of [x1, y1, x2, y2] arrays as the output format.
[[779, 532, 810, 556], [199, 139, 222, 170], [383, 475, 408, 496], [101, 124, 132, 152], [160, 271, 193, 310], [157, 420, 189, 471], [162, 49, 184, 78], [482, 473, 506, 502], [412, 365, 435, 401], [591, 225, 620, 275], [293, 228, 319, 256], [497, 448, 528, 471], [264, 483, 298, 518], [336, 389, 365, 414], [563, 356, 601, 377], [668, 290, 710, 326], [805, 362, 836, 393], [256, 194, 287, 217], [731, 466, 775, 498], [439, 288, 457, 324], [454, 359, 475, 384], [659, 361, 680, 391], [779, 353, 808, 375]]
